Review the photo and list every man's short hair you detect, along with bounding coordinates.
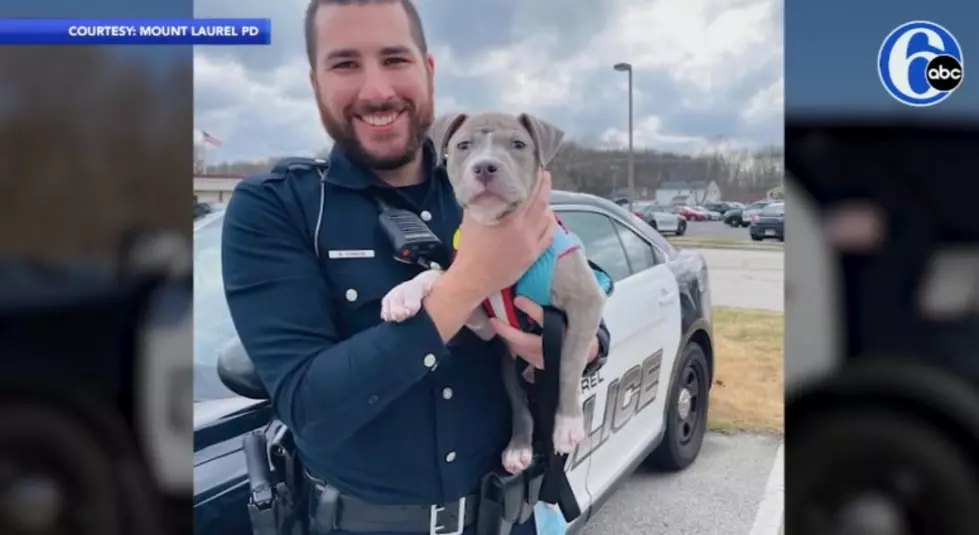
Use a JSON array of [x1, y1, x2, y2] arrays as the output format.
[[304, 0, 429, 68]]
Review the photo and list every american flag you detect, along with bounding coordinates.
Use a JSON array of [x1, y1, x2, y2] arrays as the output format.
[[201, 130, 222, 147]]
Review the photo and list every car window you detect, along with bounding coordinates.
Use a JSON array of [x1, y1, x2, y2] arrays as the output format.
[[556, 211, 632, 282], [613, 220, 659, 271], [193, 215, 238, 400], [762, 203, 784, 215]]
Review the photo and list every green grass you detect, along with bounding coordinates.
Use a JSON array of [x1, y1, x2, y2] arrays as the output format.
[[668, 236, 784, 248], [707, 307, 784, 435]]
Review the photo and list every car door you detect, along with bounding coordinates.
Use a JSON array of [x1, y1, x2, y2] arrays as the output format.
[[645, 206, 672, 233], [555, 206, 683, 509]]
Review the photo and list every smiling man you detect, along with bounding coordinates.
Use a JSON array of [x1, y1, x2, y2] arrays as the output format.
[[220, 1, 610, 534]]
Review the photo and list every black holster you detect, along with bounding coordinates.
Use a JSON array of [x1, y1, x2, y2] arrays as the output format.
[[476, 462, 544, 535], [243, 426, 307, 535]]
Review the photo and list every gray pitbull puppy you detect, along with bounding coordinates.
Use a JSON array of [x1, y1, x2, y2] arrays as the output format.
[[380, 111, 607, 474]]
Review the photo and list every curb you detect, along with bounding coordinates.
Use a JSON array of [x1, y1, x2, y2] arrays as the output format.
[[749, 442, 784, 535]]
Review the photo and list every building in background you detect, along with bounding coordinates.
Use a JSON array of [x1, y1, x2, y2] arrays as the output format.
[[655, 180, 722, 205], [194, 174, 242, 203]]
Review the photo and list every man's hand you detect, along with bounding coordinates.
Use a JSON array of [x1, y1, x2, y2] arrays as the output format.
[[451, 171, 556, 298], [490, 296, 600, 372]]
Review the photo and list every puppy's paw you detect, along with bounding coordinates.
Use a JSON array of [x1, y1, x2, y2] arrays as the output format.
[[502, 443, 534, 474], [380, 282, 424, 322], [553, 414, 586, 454]]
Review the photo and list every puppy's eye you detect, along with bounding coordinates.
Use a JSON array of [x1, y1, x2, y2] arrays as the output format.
[[512, 140, 526, 149], [456, 140, 470, 150]]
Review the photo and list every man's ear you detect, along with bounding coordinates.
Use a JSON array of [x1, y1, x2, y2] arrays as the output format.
[[429, 112, 468, 162], [518, 113, 565, 168]]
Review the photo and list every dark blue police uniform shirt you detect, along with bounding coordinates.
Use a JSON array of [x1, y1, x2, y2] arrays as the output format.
[[222, 140, 610, 511]]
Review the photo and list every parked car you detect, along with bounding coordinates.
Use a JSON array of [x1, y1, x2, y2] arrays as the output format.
[[193, 198, 212, 220], [722, 207, 744, 226], [0, 235, 193, 535], [193, 190, 716, 535], [695, 206, 723, 221], [704, 201, 736, 215], [749, 201, 784, 241], [636, 202, 687, 235], [732, 201, 772, 227], [676, 205, 707, 221]]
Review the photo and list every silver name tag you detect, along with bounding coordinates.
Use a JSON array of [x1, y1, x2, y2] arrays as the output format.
[[328, 250, 375, 259]]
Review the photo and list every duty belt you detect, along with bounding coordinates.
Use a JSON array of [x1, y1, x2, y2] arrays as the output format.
[[307, 474, 479, 535]]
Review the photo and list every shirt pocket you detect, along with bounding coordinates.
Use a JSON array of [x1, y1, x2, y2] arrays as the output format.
[[326, 255, 419, 335]]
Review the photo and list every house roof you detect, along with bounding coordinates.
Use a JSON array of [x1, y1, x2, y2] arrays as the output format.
[[660, 180, 710, 190]]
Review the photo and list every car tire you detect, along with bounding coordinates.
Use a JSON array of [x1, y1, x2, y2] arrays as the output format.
[[0, 404, 124, 535], [645, 342, 709, 471], [751, 235, 763, 241], [787, 408, 979, 535], [675, 220, 686, 236]]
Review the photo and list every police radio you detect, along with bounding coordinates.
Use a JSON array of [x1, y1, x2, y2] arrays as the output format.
[[375, 197, 444, 269]]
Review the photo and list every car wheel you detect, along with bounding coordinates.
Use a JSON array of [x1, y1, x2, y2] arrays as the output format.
[[0, 404, 124, 535], [751, 235, 763, 241], [788, 408, 979, 535], [675, 220, 686, 236], [646, 342, 709, 471]]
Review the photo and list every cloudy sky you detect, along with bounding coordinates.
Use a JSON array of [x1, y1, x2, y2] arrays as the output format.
[[194, 0, 783, 163]]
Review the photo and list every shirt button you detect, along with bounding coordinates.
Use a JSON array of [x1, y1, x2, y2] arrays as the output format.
[[423, 353, 437, 368], [420, 210, 432, 221], [345, 288, 358, 302], [445, 451, 456, 463], [368, 395, 379, 404], [442, 387, 453, 400]]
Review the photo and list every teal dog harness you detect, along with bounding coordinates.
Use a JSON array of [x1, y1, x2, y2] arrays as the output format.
[[480, 217, 613, 329]]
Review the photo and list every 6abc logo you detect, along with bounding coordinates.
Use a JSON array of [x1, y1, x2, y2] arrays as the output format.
[[878, 21, 963, 107]]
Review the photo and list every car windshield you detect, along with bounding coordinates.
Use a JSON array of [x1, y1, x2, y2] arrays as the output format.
[[194, 214, 239, 401], [761, 203, 784, 215]]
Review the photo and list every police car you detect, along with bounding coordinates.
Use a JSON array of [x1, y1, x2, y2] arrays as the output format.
[[193, 191, 715, 534]]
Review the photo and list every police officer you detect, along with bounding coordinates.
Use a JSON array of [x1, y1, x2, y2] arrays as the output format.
[[221, 1, 611, 534]]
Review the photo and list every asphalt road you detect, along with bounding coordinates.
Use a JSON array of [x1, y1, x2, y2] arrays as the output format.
[[581, 433, 782, 535], [683, 220, 756, 242], [696, 248, 784, 311]]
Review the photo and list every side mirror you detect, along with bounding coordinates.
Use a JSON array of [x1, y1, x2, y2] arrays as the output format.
[[216, 338, 269, 400]]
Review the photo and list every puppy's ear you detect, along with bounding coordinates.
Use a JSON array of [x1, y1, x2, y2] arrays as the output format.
[[518, 113, 565, 168], [429, 112, 469, 163]]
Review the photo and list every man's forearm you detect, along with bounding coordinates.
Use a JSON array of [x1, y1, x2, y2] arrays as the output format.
[[423, 268, 487, 342]]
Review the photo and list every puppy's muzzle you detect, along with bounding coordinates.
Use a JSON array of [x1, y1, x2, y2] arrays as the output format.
[[471, 158, 503, 184]]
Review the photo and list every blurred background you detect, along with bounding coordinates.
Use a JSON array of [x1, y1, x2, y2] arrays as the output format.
[[0, 0, 193, 534], [784, 1, 979, 534]]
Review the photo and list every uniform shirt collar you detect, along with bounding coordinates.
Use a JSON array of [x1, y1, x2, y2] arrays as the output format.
[[325, 138, 441, 190]]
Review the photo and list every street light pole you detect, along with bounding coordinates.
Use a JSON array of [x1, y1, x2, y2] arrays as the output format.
[[613, 62, 634, 203]]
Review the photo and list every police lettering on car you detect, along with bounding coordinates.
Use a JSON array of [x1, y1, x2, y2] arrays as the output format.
[[570, 349, 663, 469]]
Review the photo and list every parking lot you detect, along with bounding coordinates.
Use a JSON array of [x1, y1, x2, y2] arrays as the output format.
[[586, 246, 784, 534], [683, 220, 756, 242]]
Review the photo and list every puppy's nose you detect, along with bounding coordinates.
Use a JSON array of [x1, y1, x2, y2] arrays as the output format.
[[472, 160, 500, 183]]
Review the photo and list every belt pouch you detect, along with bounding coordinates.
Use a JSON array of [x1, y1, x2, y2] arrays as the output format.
[[308, 483, 341, 535], [478, 472, 518, 535]]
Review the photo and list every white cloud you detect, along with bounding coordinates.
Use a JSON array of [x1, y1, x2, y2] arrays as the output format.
[[742, 76, 784, 122], [601, 115, 712, 152], [193, 0, 783, 161]]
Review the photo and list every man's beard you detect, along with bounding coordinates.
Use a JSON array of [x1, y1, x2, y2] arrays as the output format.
[[318, 90, 434, 172]]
